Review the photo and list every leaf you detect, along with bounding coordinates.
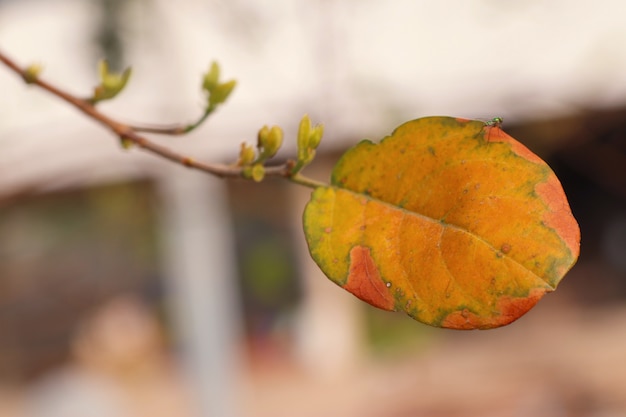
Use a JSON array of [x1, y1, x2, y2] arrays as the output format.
[[208, 80, 237, 108], [303, 116, 580, 330], [202, 61, 221, 92], [92, 60, 132, 103]]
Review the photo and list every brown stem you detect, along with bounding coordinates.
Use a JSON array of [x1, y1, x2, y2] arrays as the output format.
[[0, 50, 308, 182]]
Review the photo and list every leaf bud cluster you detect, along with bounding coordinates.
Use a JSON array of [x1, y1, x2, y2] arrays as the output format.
[[202, 61, 237, 111], [239, 124, 284, 182], [295, 114, 324, 171]]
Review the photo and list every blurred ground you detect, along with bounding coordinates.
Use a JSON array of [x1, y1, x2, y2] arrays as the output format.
[[241, 303, 626, 417], [1, 296, 625, 417]]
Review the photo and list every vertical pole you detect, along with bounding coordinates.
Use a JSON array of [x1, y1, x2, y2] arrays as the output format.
[[158, 169, 242, 417]]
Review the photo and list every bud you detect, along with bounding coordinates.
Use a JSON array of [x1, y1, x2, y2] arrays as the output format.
[[23, 63, 43, 84], [257, 125, 270, 149], [308, 124, 324, 149], [209, 80, 237, 108], [238, 142, 256, 166], [266, 125, 284, 155], [251, 163, 265, 182], [258, 125, 283, 159], [92, 60, 132, 103], [119, 137, 134, 149], [297, 114, 311, 150], [303, 148, 316, 165], [202, 62, 220, 92]]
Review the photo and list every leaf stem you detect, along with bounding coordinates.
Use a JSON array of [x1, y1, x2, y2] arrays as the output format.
[[288, 173, 327, 189], [184, 108, 213, 133]]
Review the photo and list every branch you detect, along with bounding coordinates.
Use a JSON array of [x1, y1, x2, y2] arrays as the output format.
[[0, 50, 322, 187]]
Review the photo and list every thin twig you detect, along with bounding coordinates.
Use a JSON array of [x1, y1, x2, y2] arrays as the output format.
[[0, 50, 324, 187], [131, 109, 212, 135], [131, 122, 189, 135]]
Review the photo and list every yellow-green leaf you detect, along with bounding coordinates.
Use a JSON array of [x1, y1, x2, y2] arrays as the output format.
[[208, 80, 236, 108], [202, 61, 221, 92], [238, 142, 256, 166], [92, 60, 132, 103], [303, 116, 580, 330]]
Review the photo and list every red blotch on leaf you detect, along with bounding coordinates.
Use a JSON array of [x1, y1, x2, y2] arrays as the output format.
[[441, 288, 546, 330], [343, 246, 395, 311], [536, 175, 580, 258]]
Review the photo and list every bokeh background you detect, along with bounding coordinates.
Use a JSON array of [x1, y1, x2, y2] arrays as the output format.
[[1, 1, 626, 416]]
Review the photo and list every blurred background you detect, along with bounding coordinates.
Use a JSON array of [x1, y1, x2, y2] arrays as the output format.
[[1, 1, 626, 416]]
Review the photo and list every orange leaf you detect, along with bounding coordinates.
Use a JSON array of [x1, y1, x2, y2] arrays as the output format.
[[303, 116, 580, 329]]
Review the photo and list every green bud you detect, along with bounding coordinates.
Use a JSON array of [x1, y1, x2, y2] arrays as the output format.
[[92, 60, 132, 103], [265, 125, 283, 157], [98, 60, 109, 82], [209, 80, 237, 108], [120, 137, 133, 149], [308, 124, 324, 149], [238, 142, 256, 166], [258, 125, 283, 159], [202, 62, 220, 92], [297, 115, 311, 150], [303, 148, 316, 165], [23, 63, 43, 84], [251, 163, 265, 182], [257, 125, 270, 149]]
